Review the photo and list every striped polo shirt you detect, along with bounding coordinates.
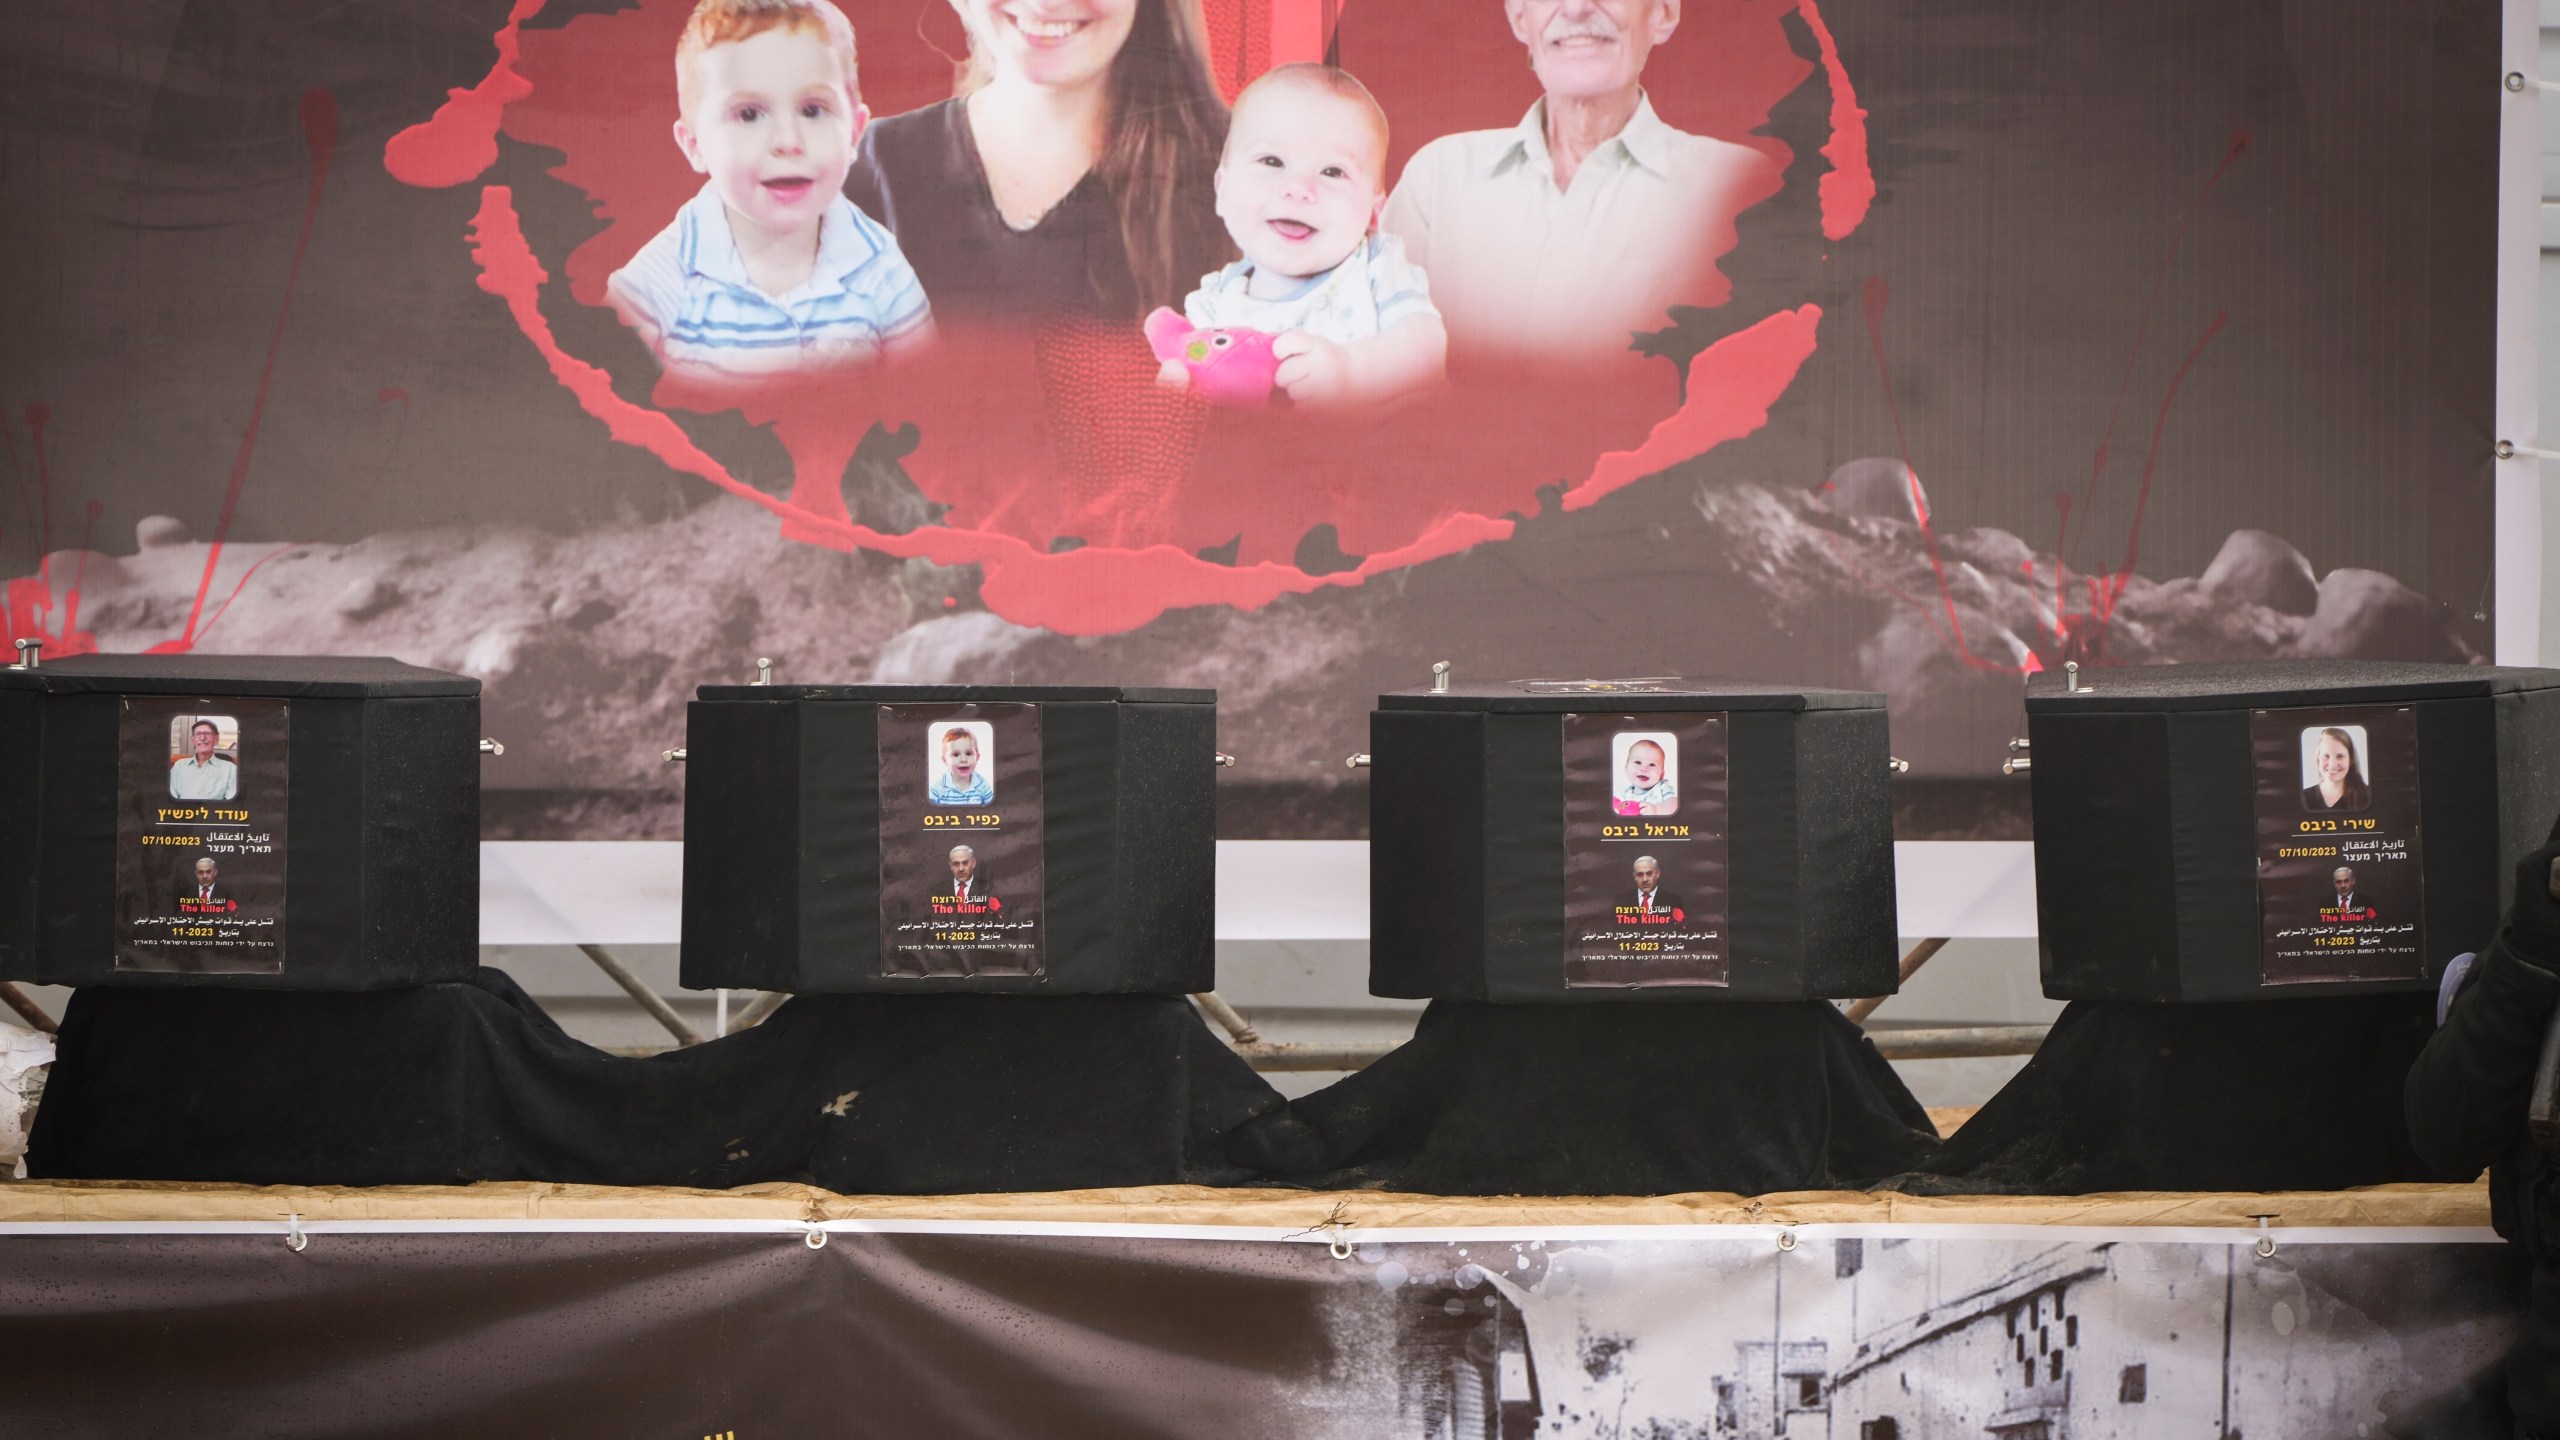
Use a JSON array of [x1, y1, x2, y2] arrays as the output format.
[[607, 182, 934, 378]]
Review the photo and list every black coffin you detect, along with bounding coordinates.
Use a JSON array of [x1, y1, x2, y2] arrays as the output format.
[[678, 684, 1216, 994], [0, 654, 481, 989], [1366, 678, 1899, 1002], [2027, 659, 2560, 1002]]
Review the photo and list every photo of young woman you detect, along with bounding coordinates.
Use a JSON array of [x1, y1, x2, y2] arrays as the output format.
[[845, 0, 1233, 325], [2299, 725, 2372, 813]]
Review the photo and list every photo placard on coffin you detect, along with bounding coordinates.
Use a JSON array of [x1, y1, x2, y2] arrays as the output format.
[[2028, 659, 2560, 1002], [678, 684, 1216, 994], [0, 655, 483, 989], [1367, 679, 1899, 1002]]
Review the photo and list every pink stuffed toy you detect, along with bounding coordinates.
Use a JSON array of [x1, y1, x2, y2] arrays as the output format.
[[1144, 307, 1281, 408]]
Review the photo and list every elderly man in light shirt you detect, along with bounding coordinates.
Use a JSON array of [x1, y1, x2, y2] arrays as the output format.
[[1382, 0, 1777, 368], [168, 719, 237, 801]]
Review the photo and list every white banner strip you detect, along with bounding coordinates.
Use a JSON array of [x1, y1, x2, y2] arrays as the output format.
[[479, 839, 2039, 946]]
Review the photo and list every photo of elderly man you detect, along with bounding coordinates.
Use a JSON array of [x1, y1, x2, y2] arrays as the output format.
[[1381, 0, 1778, 369], [169, 717, 238, 801]]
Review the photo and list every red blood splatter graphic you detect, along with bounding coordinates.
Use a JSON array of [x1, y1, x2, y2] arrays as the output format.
[[465, 187, 771, 503], [0, 577, 68, 657], [0, 394, 304, 657], [389, 0, 1873, 633], [60, 500, 101, 640], [0, 403, 97, 658], [1857, 128, 2247, 672], [2041, 494, 2073, 641], [381, 0, 547, 189], [1861, 298, 2231, 672], [1793, 0, 1874, 242], [1561, 306, 1824, 512], [1862, 276, 1998, 670], [2100, 310, 2229, 608], [193, 545, 316, 648], [178, 88, 339, 649], [2067, 128, 2251, 565]]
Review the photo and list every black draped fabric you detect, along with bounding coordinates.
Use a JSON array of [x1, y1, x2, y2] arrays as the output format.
[[1895, 993, 2440, 1195], [1229, 1000, 1941, 1195], [28, 968, 1286, 1193]]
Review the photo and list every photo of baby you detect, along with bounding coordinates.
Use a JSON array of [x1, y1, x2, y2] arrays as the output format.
[[167, 715, 240, 802], [1154, 62, 1447, 409], [1612, 731, 1678, 817], [605, 0, 933, 380], [928, 721, 995, 806], [2299, 724, 2372, 813]]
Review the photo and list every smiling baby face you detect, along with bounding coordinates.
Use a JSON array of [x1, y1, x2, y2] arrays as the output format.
[[1624, 740, 1665, 791], [1214, 66, 1390, 286]]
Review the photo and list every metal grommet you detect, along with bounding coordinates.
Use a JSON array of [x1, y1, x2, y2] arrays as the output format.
[[285, 1214, 309, 1254], [1328, 1234, 1354, 1260], [2254, 1235, 2276, 1258], [804, 1225, 829, 1250], [2507, 71, 2529, 93], [1776, 1229, 1797, 1252]]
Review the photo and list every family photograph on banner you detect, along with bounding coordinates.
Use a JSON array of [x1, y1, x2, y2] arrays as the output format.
[[0, 0, 2498, 839]]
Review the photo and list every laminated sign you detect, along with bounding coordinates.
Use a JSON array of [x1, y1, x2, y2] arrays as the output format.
[[2253, 705, 2425, 985], [876, 703, 1045, 977], [1561, 711, 1732, 987], [114, 698, 290, 974]]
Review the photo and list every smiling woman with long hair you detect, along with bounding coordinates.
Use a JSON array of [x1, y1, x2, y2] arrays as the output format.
[[2300, 726, 2372, 812], [846, 0, 1232, 324]]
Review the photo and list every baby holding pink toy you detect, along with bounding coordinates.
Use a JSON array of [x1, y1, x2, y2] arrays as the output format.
[[1151, 64, 1446, 408]]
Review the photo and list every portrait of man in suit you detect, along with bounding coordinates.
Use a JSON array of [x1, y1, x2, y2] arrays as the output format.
[[2326, 864, 2371, 920], [947, 844, 998, 911], [1630, 855, 1682, 917], [176, 856, 232, 913]]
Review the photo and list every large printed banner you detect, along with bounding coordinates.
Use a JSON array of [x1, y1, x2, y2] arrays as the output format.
[[0, 1223, 2530, 1436], [0, 0, 2501, 838]]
